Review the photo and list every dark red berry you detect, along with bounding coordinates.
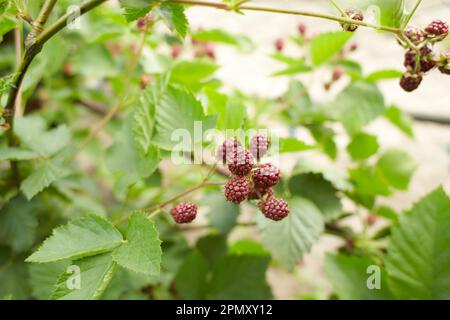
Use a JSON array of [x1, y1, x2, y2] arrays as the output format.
[[260, 197, 289, 221], [341, 9, 364, 32], [170, 202, 198, 224], [275, 38, 284, 52], [250, 134, 271, 161], [403, 26, 425, 45], [400, 73, 423, 92], [332, 67, 344, 81], [404, 46, 436, 73], [224, 176, 250, 204], [252, 163, 281, 189], [298, 23, 307, 36], [227, 147, 254, 176], [248, 186, 274, 200], [425, 19, 448, 40], [349, 43, 358, 51], [217, 138, 241, 164]]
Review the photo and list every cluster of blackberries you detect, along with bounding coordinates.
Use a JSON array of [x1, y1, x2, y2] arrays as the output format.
[[220, 135, 290, 221], [399, 20, 449, 92]]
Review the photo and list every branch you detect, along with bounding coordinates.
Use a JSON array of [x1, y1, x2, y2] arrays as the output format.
[[402, 0, 423, 30], [25, 0, 58, 49]]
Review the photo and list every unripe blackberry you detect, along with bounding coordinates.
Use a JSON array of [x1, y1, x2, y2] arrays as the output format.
[[170, 202, 198, 224], [340, 9, 364, 32], [275, 38, 284, 52], [332, 67, 344, 81], [248, 186, 274, 200], [400, 73, 423, 92], [250, 134, 271, 160], [217, 138, 241, 164], [224, 176, 250, 204], [425, 19, 448, 40], [404, 46, 436, 73], [403, 26, 425, 45], [227, 147, 254, 176], [438, 54, 450, 75], [260, 197, 289, 221], [298, 23, 307, 36], [252, 163, 281, 189]]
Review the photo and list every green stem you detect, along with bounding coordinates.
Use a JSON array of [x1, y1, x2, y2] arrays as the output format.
[[402, 0, 423, 30], [328, 0, 347, 16], [25, 0, 58, 49]]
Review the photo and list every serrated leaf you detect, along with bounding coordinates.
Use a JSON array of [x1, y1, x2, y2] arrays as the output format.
[[51, 253, 116, 300], [385, 187, 450, 299], [132, 87, 156, 157], [384, 106, 414, 138], [119, 0, 153, 22], [0, 253, 30, 299], [207, 254, 272, 299], [376, 149, 416, 190], [347, 132, 379, 160], [20, 159, 67, 200], [350, 165, 391, 197], [158, 2, 188, 38], [203, 193, 240, 234], [310, 32, 353, 65], [174, 250, 209, 299], [0, 147, 38, 161], [258, 197, 324, 270], [14, 116, 71, 157], [0, 196, 38, 253], [29, 261, 70, 300], [331, 81, 385, 135], [170, 60, 219, 86], [26, 214, 123, 263], [112, 212, 162, 276], [325, 254, 393, 300], [153, 86, 217, 151]]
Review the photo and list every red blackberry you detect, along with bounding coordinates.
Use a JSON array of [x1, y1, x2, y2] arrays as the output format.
[[340, 9, 364, 32], [275, 38, 284, 52], [217, 138, 241, 164], [248, 186, 274, 200], [400, 73, 423, 92], [425, 20, 448, 40], [403, 26, 425, 45], [252, 163, 281, 189], [224, 176, 250, 204], [250, 134, 271, 160], [260, 197, 289, 221], [170, 202, 198, 224], [227, 147, 254, 176], [404, 46, 436, 73]]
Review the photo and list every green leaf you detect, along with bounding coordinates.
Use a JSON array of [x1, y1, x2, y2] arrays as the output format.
[[289, 174, 342, 221], [74, 44, 118, 78], [384, 106, 414, 138], [196, 234, 228, 267], [20, 159, 67, 200], [310, 32, 353, 65], [0, 0, 9, 15], [0, 16, 17, 41], [0, 253, 30, 299], [192, 28, 253, 51], [119, 0, 153, 22], [366, 69, 403, 82], [170, 60, 219, 86], [51, 253, 116, 300], [153, 86, 217, 151], [14, 116, 71, 157], [376, 149, 416, 190], [203, 193, 240, 234], [132, 87, 156, 157], [331, 81, 385, 135], [207, 254, 272, 299], [0, 196, 38, 253], [278, 137, 315, 153], [158, 2, 188, 38], [26, 214, 123, 263], [374, 205, 399, 222], [325, 254, 393, 300], [0, 147, 39, 161], [258, 197, 324, 270], [350, 165, 391, 197], [272, 63, 312, 77], [204, 89, 246, 131], [112, 212, 162, 276], [174, 250, 209, 299], [347, 132, 379, 160], [385, 187, 450, 299], [29, 261, 70, 300]]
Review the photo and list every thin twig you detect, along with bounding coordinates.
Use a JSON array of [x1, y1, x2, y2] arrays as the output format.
[[328, 0, 347, 17], [402, 0, 423, 30]]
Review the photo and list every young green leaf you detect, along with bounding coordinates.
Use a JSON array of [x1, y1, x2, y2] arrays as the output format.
[[347, 132, 380, 160], [384, 106, 414, 138], [0, 147, 39, 161], [376, 149, 416, 190], [26, 214, 123, 263], [112, 212, 162, 276], [385, 187, 450, 299], [258, 197, 324, 270], [310, 31, 353, 65], [157, 2, 188, 38], [119, 0, 153, 22]]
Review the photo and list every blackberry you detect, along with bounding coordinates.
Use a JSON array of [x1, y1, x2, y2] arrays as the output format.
[[404, 46, 436, 73], [260, 197, 290, 221], [252, 163, 281, 189], [340, 9, 364, 32], [400, 73, 423, 92], [224, 176, 250, 204], [217, 138, 241, 164], [227, 147, 254, 176], [250, 134, 271, 160], [170, 202, 198, 224], [248, 186, 274, 200], [403, 26, 425, 45], [425, 20, 448, 40]]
